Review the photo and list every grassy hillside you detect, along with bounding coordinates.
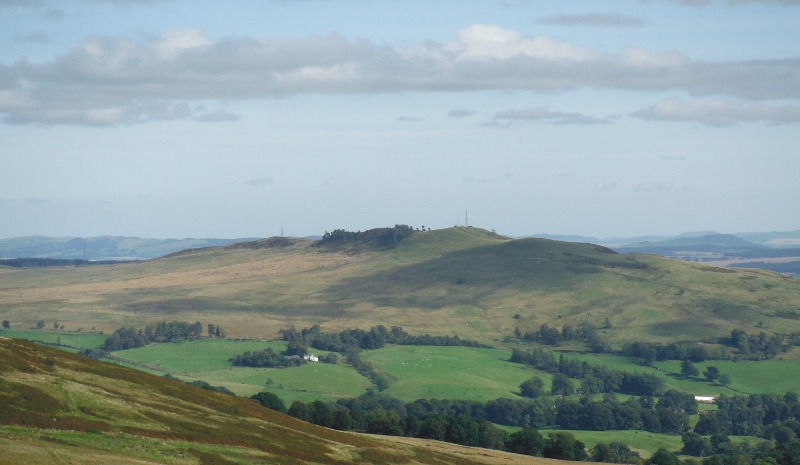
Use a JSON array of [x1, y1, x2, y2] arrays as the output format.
[[1, 227, 800, 346], [0, 336, 582, 465]]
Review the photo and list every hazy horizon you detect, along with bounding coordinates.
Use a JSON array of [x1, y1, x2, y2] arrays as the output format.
[[2, 0, 798, 240]]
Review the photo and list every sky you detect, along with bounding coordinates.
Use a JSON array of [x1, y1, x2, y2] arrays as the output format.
[[1, 0, 799, 240]]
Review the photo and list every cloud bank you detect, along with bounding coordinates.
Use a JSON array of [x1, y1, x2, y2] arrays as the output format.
[[632, 98, 800, 126], [1, 24, 799, 126]]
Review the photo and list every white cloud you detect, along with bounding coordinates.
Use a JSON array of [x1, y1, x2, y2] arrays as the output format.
[[448, 109, 476, 118], [593, 183, 618, 191], [634, 181, 674, 192], [491, 107, 607, 125], [245, 177, 273, 187], [538, 13, 643, 27], [194, 109, 240, 122], [632, 98, 800, 126], [1, 25, 799, 126], [396, 115, 423, 122]]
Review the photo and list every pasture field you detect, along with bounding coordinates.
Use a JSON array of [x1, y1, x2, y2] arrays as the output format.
[[114, 339, 290, 372], [656, 359, 800, 395], [360, 345, 546, 402], [184, 363, 374, 400], [561, 351, 800, 395], [112, 338, 372, 401]]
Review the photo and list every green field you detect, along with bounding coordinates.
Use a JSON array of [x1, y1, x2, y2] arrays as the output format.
[[361, 345, 545, 402], [112, 338, 372, 401], [560, 351, 800, 396]]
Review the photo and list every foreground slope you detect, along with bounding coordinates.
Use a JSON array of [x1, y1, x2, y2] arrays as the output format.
[[0, 337, 579, 465], [1, 227, 800, 344]]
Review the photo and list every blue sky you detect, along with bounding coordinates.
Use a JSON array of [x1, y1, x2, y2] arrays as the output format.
[[1, 0, 798, 239]]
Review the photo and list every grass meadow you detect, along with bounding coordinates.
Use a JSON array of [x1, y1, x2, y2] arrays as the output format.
[[361, 345, 546, 402]]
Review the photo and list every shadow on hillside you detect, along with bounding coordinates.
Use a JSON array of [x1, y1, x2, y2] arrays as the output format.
[[321, 239, 652, 310]]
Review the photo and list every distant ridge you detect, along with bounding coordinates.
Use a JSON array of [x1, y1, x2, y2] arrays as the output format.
[[0, 235, 259, 261]]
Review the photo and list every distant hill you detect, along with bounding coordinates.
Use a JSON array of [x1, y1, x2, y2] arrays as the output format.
[[3, 226, 800, 346], [735, 230, 800, 248], [0, 337, 552, 465], [613, 233, 765, 255], [0, 235, 260, 260]]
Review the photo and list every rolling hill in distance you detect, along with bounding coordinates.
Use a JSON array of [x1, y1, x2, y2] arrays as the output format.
[[2, 226, 800, 345], [0, 336, 569, 465], [0, 235, 260, 261]]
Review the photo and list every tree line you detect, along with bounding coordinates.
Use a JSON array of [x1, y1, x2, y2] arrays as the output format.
[[252, 390, 648, 463], [511, 347, 666, 397], [101, 321, 225, 351], [280, 324, 491, 355], [318, 224, 416, 247]]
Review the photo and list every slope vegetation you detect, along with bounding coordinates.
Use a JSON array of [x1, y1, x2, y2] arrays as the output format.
[[1, 227, 799, 345]]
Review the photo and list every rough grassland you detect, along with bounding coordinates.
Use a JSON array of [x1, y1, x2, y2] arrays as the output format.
[[1, 228, 799, 348], [0, 336, 573, 465]]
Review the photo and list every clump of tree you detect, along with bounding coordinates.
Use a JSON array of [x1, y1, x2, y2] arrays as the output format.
[[102, 320, 220, 351], [250, 391, 287, 413], [721, 328, 787, 360], [206, 323, 226, 338], [516, 322, 603, 350], [695, 392, 800, 438], [519, 377, 546, 398], [1, 320, 9, 330], [623, 341, 730, 364], [78, 347, 108, 360], [229, 347, 307, 368], [318, 225, 416, 248], [555, 391, 695, 434], [511, 347, 666, 397], [162, 374, 233, 395]]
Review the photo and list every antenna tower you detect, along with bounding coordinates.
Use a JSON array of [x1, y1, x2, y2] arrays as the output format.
[[465, 210, 469, 227]]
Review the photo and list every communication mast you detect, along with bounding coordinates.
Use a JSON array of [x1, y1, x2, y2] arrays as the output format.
[[465, 210, 469, 227]]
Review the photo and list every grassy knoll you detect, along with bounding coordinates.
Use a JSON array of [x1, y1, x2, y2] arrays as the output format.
[[0, 336, 553, 465], [1, 227, 799, 347], [360, 345, 546, 402]]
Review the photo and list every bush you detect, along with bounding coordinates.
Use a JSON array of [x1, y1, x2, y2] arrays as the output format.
[[251, 392, 287, 413]]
